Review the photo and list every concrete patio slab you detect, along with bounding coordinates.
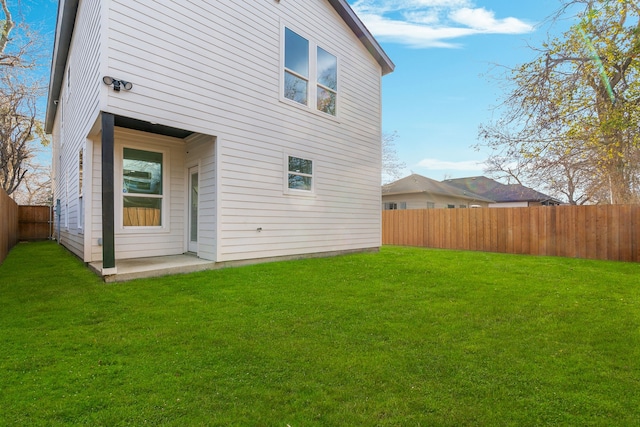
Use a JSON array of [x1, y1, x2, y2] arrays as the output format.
[[89, 254, 217, 283]]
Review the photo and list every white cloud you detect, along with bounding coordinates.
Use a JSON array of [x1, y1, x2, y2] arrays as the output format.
[[417, 158, 485, 171], [351, 0, 534, 48], [449, 7, 534, 33]]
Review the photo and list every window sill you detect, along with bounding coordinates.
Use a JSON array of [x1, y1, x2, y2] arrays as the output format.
[[284, 189, 317, 198], [279, 96, 340, 123]]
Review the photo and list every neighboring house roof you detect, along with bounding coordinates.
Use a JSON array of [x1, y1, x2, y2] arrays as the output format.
[[45, 0, 395, 133], [444, 176, 562, 204], [382, 174, 494, 203]]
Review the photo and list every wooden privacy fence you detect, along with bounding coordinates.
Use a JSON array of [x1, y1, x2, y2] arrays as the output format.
[[19, 206, 52, 241], [0, 189, 19, 265], [382, 205, 640, 262]]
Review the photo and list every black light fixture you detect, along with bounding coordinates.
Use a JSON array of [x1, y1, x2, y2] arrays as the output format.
[[102, 76, 133, 92]]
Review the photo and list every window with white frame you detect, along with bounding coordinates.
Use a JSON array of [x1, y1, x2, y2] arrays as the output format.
[[122, 148, 163, 227], [78, 148, 84, 230], [283, 26, 338, 116], [59, 98, 64, 146], [384, 202, 406, 210], [64, 169, 69, 229], [286, 155, 313, 193], [316, 46, 337, 115]]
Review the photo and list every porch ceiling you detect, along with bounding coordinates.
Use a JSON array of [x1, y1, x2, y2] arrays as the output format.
[[114, 115, 194, 139]]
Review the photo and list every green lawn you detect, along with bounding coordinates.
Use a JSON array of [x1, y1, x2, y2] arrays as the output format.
[[1, 242, 639, 426]]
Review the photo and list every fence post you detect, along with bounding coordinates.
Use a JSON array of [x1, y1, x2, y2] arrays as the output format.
[[381, 205, 639, 263], [0, 189, 19, 265]]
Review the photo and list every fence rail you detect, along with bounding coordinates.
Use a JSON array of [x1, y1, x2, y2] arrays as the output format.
[[0, 189, 19, 265], [382, 205, 640, 262]]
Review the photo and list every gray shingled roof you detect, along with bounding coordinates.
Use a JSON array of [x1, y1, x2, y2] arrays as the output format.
[[383, 174, 494, 203], [444, 176, 561, 204]]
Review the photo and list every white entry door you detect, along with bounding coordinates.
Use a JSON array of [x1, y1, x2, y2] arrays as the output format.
[[188, 167, 199, 253]]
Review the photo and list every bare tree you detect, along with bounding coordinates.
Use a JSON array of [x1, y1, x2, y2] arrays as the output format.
[[382, 131, 406, 183], [477, 0, 640, 204], [11, 162, 51, 205], [0, 0, 49, 199], [0, 0, 14, 62]]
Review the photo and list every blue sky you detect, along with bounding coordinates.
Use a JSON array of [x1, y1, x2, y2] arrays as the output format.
[[19, 0, 567, 181], [347, 0, 566, 181]]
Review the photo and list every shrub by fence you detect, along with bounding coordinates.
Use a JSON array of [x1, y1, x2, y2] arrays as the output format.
[[382, 205, 640, 262], [0, 189, 19, 265]]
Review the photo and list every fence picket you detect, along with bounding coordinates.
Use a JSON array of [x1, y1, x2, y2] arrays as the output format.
[[382, 205, 640, 262]]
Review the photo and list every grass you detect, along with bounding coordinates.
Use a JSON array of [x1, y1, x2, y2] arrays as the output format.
[[0, 242, 639, 426]]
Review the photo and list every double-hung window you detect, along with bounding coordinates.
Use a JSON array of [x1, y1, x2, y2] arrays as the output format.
[[286, 155, 313, 193], [284, 28, 309, 106], [283, 27, 338, 116], [78, 148, 84, 230], [122, 148, 163, 227], [316, 47, 337, 115]]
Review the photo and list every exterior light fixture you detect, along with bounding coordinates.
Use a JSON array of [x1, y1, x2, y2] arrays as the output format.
[[102, 76, 133, 92]]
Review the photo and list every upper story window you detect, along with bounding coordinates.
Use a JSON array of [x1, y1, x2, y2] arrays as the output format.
[[317, 47, 337, 115], [283, 27, 338, 117], [284, 28, 309, 106]]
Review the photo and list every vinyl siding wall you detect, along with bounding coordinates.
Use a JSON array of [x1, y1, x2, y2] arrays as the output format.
[[382, 193, 491, 210], [104, 0, 384, 262], [92, 128, 187, 260], [51, 0, 102, 261], [185, 134, 217, 261]]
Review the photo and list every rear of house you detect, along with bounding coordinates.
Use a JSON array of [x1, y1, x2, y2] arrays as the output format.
[[46, 0, 394, 275]]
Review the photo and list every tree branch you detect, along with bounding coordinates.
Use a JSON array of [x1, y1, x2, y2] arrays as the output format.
[[0, 0, 14, 57]]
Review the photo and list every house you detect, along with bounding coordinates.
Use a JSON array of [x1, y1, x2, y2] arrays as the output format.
[[444, 176, 562, 207], [382, 174, 493, 209], [45, 0, 394, 277]]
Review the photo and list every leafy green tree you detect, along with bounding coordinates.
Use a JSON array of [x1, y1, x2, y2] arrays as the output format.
[[478, 0, 640, 204]]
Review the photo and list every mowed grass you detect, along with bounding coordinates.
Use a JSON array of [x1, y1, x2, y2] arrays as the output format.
[[1, 242, 639, 426]]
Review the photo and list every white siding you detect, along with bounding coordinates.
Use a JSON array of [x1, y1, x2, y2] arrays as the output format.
[[51, 0, 103, 261], [185, 134, 217, 261], [383, 193, 491, 210], [103, 0, 384, 262], [108, 128, 186, 260], [489, 202, 530, 208]]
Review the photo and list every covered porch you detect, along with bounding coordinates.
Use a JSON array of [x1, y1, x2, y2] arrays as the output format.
[[94, 112, 217, 277]]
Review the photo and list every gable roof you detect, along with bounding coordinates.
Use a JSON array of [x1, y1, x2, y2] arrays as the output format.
[[382, 174, 494, 203], [328, 0, 394, 75], [45, 0, 394, 133], [444, 176, 561, 204]]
